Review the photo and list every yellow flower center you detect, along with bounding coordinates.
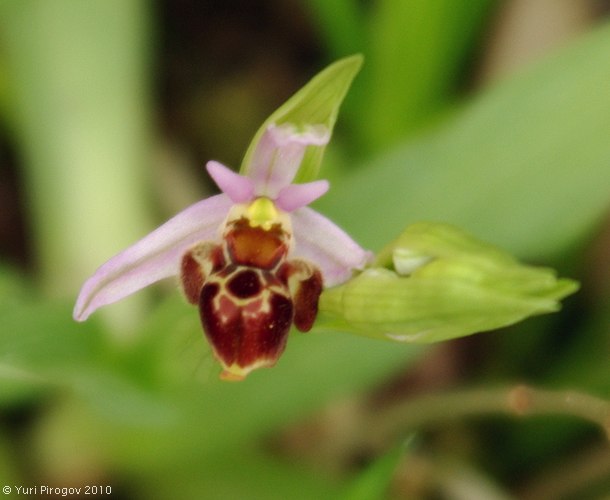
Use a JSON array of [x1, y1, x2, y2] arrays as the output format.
[[246, 197, 278, 230]]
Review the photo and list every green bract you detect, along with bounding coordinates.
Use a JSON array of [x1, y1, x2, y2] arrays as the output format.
[[319, 222, 578, 343], [240, 54, 363, 184]]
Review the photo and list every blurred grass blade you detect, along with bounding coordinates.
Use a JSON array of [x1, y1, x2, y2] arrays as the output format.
[[362, 0, 496, 151], [342, 437, 414, 500], [0, 0, 153, 319], [320, 21, 610, 260]]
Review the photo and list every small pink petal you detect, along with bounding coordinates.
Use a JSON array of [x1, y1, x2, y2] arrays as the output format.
[[275, 180, 329, 212], [248, 124, 330, 198], [206, 161, 255, 203], [290, 207, 372, 287], [73, 194, 232, 321]]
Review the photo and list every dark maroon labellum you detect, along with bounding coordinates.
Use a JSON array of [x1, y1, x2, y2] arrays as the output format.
[[180, 215, 322, 380]]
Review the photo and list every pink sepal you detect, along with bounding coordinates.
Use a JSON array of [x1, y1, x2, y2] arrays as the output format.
[[73, 194, 233, 321], [290, 207, 372, 287]]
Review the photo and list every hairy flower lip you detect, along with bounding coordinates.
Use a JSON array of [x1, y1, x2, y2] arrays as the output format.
[[73, 123, 370, 322]]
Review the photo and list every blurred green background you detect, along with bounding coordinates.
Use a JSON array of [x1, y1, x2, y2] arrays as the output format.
[[1, 1, 610, 498]]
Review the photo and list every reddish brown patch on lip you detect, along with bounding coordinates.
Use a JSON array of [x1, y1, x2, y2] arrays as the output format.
[[279, 259, 323, 332], [225, 218, 288, 269], [180, 243, 225, 304], [292, 268, 322, 332], [181, 253, 205, 304]]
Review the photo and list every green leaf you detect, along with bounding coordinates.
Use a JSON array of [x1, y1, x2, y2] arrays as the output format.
[[240, 54, 363, 183], [319, 22, 610, 260], [0, 300, 104, 374], [319, 223, 578, 343], [137, 448, 341, 500]]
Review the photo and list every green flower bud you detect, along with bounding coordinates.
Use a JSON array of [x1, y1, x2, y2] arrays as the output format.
[[319, 222, 578, 343]]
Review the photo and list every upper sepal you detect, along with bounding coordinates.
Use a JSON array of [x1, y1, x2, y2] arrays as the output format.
[[240, 55, 363, 184], [246, 123, 330, 198]]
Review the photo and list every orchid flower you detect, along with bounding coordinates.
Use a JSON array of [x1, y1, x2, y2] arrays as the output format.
[[73, 122, 371, 380]]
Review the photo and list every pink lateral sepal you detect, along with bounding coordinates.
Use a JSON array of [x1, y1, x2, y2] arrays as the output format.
[[73, 194, 233, 321], [290, 207, 373, 287]]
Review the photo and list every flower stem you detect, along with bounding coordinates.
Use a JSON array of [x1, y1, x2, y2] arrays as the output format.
[[366, 384, 610, 445]]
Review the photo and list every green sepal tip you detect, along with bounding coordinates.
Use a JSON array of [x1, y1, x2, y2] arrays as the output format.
[[240, 54, 363, 183]]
